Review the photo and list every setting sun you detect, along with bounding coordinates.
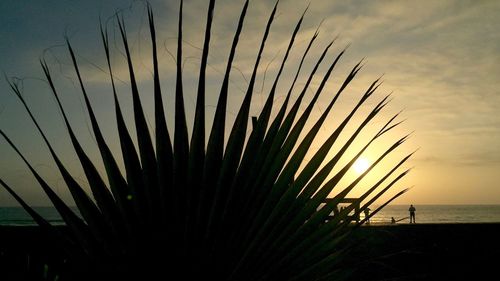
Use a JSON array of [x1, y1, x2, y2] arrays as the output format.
[[353, 157, 370, 174]]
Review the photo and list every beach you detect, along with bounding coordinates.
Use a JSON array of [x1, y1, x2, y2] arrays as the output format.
[[348, 223, 500, 280], [1, 223, 499, 280]]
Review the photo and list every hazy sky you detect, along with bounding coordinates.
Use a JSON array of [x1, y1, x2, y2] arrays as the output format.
[[0, 0, 499, 206]]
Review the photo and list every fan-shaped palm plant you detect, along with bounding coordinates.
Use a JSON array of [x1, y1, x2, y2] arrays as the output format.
[[0, 1, 412, 280]]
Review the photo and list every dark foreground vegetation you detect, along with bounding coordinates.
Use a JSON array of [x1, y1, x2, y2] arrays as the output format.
[[0, 0, 411, 279], [2, 224, 498, 281]]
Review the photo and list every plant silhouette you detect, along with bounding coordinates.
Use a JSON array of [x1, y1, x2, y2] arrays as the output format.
[[0, 1, 412, 280]]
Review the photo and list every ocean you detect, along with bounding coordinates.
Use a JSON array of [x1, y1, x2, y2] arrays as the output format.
[[369, 204, 500, 224], [0, 207, 73, 226], [1, 205, 500, 226]]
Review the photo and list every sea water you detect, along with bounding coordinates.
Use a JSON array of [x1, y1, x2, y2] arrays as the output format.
[[0, 207, 74, 226], [1, 205, 500, 225], [369, 204, 500, 224]]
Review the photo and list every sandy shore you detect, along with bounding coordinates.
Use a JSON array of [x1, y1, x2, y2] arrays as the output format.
[[1, 223, 499, 280], [348, 223, 500, 280]]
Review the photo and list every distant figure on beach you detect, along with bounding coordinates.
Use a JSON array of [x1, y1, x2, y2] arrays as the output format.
[[364, 207, 371, 224], [391, 217, 396, 224], [409, 204, 416, 223]]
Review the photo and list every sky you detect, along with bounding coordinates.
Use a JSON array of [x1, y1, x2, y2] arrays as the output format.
[[0, 0, 499, 206]]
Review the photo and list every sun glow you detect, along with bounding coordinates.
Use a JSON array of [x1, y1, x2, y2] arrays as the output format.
[[353, 157, 370, 174]]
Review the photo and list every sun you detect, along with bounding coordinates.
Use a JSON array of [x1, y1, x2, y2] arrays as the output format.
[[353, 157, 370, 174]]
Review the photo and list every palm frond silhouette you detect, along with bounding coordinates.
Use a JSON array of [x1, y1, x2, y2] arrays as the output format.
[[0, 1, 412, 280]]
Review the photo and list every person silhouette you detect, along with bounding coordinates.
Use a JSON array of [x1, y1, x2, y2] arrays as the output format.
[[409, 204, 416, 223], [391, 217, 396, 224], [364, 207, 371, 224]]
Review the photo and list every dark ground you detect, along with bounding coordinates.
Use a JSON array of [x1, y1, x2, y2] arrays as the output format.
[[1, 224, 499, 280], [0, 226, 64, 281], [346, 223, 500, 281]]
